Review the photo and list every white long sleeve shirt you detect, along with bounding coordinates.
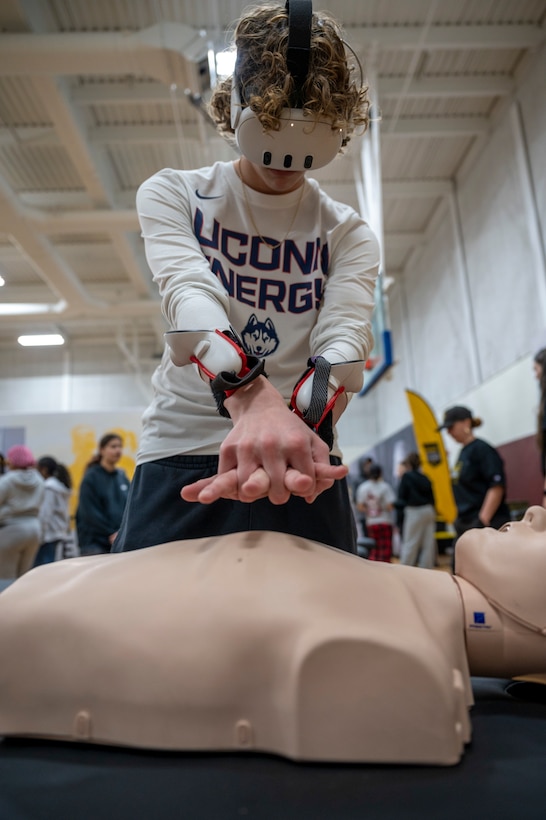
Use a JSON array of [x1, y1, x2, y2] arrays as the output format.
[[136, 161, 379, 462]]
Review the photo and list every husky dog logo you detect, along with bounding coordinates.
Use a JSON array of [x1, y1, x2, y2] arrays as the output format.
[[241, 314, 279, 357]]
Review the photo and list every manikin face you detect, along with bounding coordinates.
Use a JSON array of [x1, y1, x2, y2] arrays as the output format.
[[458, 505, 546, 557]]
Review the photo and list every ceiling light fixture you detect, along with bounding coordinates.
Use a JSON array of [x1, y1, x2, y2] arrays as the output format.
[[17, 334, 65, 347]]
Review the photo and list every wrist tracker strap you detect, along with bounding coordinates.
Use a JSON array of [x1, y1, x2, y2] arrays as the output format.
[[290, 356, 345, 449], [191, 329, 266, 418]]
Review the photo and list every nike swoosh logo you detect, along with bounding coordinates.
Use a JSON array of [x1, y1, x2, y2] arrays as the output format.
[[195, 189, 224, 200]]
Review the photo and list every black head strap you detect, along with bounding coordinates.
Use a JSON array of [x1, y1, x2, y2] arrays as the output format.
[[285, 0, 312, 104]]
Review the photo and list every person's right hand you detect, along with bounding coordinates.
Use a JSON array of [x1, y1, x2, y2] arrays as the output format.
[[182, 461, 348, 505], [180, 376, 347, 505]]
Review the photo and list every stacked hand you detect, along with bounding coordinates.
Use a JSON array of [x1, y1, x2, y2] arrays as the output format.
[[181, 376, 348, 505]]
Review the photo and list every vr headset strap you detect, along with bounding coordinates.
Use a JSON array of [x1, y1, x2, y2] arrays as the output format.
[[285, 0, 312, 99]]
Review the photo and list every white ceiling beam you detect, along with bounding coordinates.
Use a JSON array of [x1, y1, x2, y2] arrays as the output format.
[[15, 191, 138, 209], [352, 24, 544, 50], [0, 126, 56, 147], [382, 116, 489, 137], [27, 209, 139, 234], [89, 123, 204, 144], [0, 122, 217, 147], [72, 81, 175, 105], [0, 24, 209, 86], [379, 75, 514, 98], [0, 175, 103, 311], [0, 182, 449, 245], [85, 116, 488, 145], [31, 76, 113, 207], [29, 76, 152, 296], [69, 74, 515, 107], [0, 25, 540, 81]]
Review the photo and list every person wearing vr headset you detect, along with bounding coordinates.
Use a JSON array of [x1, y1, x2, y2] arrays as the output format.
[[113, 1, 379, 554]]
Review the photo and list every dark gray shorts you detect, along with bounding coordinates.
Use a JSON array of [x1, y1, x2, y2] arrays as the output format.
[[112, 455, 356, 554]]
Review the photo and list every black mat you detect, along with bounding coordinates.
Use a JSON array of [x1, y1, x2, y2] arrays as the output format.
[[0, 678, 545, 820]]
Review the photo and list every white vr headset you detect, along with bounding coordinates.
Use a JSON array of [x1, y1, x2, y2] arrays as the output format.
[[231, 88, 344, 171], [230, 0, 344, 172]]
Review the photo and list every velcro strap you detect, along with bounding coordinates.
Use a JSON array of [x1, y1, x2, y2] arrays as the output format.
[[303, 356, 331, 426], [196, 329, 266, 418], [290, 356, 345, 449], [211, 357, 267, 418]]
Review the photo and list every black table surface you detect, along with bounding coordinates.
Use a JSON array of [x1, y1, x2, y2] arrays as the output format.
[[1, 677, 545, 820]]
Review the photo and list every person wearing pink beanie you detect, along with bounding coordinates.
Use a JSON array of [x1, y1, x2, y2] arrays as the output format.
[[6, 445, 35, 470], [0, 444, 44, 578]]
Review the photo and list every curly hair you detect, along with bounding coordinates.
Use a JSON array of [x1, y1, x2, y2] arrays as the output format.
[[209, 3, 369, 149]]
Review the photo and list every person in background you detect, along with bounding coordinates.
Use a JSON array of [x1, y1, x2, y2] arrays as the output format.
[[0, 454, 6, 475], [352, 456, 374, 538], [112, 1, 379, 557], [438, 406, 510, 542], [0, 445, 44, 578], [355, 463, 395, 562], [34, 456, 73, 567], [395, 452, 436, 569], [76, 434, 130, 556], [533, 347, 546, 508]]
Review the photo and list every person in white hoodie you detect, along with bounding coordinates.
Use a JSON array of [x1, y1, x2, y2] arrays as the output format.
[[34, 456, 73, 567], [0, 445, 44, 579]]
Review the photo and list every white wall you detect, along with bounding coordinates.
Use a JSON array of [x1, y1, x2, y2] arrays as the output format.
[[338, 43, 546, 465]]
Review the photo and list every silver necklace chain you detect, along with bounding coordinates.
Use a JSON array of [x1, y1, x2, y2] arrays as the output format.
[[237, 164, 305, 250]]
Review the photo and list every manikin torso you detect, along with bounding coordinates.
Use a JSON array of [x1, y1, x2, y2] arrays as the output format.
[[0, 511, 545, 765], [0, 530, 470, 764]]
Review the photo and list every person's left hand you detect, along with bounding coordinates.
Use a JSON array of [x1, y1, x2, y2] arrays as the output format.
[[181, 375, 348, 504], [181, 461, 348, 505]]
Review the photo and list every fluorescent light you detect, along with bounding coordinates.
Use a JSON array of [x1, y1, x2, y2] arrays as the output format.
[[0, 301, 66, 315], [17, 334, 65, 347], [215, 49, 236, 79]]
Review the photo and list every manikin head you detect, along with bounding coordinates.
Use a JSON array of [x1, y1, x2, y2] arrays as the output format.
[[458, 504, 546, 557], [456, 505, 546, 630]]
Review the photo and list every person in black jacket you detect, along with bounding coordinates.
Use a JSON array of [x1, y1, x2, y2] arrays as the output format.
[[438, 406, 510, 539], [76, 434, 130, 556], [396, 452, 436, 568]]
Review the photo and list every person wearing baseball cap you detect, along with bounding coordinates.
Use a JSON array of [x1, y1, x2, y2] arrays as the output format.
[[0, 444, 44, 579], [438, 405, 511, 547], [437, 406, 474, 431]]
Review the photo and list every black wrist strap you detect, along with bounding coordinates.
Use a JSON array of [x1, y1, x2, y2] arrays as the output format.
[[211, 356, 266, 418], [289, 356, 336, 450]]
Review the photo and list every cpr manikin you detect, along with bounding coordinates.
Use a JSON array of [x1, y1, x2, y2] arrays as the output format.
[[0, 508, 545, 765]]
